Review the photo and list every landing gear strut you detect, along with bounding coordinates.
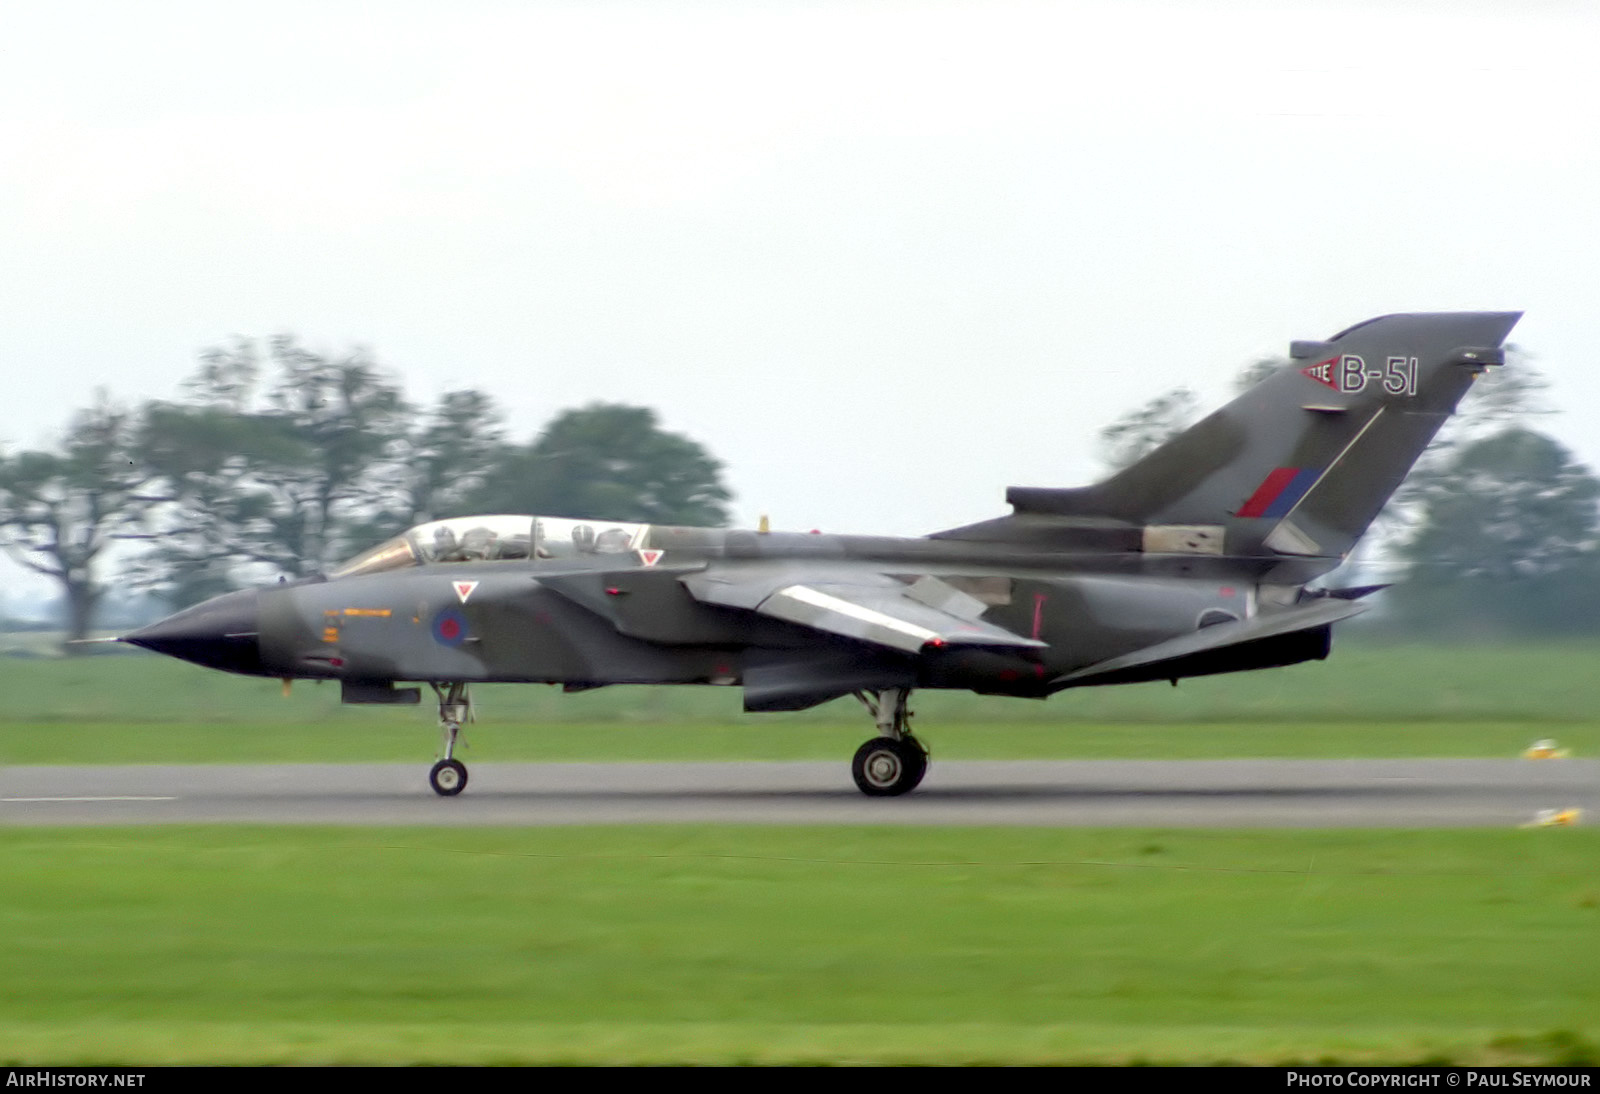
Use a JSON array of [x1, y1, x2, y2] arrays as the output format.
[[428, 681, 472, 797], [850, 687, 928, 797]]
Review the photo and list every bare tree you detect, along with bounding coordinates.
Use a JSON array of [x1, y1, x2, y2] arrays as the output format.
[[0, 395, 155, 645]]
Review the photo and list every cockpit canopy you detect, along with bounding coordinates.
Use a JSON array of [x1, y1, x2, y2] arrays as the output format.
[[329, 515, 651, 579]]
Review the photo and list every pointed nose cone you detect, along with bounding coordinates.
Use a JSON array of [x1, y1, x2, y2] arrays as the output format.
[[124, 589, 264, 676]]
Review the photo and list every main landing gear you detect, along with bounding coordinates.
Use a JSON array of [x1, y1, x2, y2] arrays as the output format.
[[419, 680, 931, 798], [850, 687, 928, 797], [428, 681, 472, 797]]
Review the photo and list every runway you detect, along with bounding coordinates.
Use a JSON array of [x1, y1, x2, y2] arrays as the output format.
[[1, 758, 1594, 827]]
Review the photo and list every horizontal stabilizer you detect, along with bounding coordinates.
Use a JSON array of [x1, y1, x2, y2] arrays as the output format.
[[1055, 597, 1368, 685]]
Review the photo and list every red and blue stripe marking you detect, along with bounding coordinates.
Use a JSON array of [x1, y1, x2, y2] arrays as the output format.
[[1236, 467, 1319, 519]]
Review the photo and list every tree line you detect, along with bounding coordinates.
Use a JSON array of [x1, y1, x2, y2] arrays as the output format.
[[1097, 352, 1600, 635], [0, 337, 732, 643], [6, 336, 1591, 646]]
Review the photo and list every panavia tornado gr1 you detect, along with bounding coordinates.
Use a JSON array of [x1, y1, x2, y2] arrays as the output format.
[[123, 312, 1520, 797]]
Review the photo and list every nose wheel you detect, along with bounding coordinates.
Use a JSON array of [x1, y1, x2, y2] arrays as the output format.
[[429, 758, 467, 796], [428, 682, 472, 797], [851, 688, 928, 796]]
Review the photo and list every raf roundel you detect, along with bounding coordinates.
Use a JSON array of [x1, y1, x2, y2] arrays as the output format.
[[432, 608, 469, 647]]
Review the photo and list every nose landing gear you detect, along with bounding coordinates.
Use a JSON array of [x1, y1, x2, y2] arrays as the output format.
[[428, 682, 472, 797]]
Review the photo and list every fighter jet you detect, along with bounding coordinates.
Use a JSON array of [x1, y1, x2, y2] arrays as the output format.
[[122, 311, 1520, 797]]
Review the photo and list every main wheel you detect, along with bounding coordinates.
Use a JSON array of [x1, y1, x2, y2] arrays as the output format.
[[901, 735, 929, 792], [429, 758, 468, 797], [852, 736, 927, 797]]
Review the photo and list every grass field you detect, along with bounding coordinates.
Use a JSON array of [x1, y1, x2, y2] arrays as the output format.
[[4, 639, 1594, 1065], [2, 637, 1597, 763], [0, 825, 1594, 1065]]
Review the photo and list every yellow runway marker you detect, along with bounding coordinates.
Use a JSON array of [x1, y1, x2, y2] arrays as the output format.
[[1521, 807, 1582, 828]]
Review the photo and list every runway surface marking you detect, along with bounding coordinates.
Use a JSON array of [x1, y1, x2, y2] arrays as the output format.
[[2, 796, 176, 803]]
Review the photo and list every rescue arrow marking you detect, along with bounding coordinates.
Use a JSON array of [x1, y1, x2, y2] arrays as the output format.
[[638, 549, 664, 567], [1300, 356, 1339, 390], [453, 580, 479, 604]]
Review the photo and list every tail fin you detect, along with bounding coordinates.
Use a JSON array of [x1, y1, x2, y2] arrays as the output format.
[[943, 312, 1521, 561]]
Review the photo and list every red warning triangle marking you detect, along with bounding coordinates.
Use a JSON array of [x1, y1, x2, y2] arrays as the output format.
[[637, 549, 664, 567], [1300, 356, 1339, 391], [453, 580, 479, 604]]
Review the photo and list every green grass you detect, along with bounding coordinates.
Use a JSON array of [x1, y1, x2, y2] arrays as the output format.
[[0, 826, 1594, 1065], [6, 639, 1595, 1064], [3, 638, 1599, 762]]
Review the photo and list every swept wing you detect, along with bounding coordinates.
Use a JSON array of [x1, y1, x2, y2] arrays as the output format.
[[683, 569, 1045, 655]]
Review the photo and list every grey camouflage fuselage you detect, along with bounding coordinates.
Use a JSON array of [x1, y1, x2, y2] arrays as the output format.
[[124, 312, 1520, 793]]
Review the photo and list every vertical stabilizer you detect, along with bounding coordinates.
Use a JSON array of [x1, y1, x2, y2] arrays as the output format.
[[947, 312, 1521, 561]]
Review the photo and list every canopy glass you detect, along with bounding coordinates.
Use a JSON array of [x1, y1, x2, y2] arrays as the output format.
[[329, 515, 650, 578]]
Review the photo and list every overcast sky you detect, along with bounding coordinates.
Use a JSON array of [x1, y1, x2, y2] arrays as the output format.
[[4, 0, 1598, 593]]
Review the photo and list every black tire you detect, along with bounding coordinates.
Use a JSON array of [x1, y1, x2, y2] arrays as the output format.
[[902, 736, 929, 791], [429, 758, 468, 797], [852, 736, 926, 797]]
